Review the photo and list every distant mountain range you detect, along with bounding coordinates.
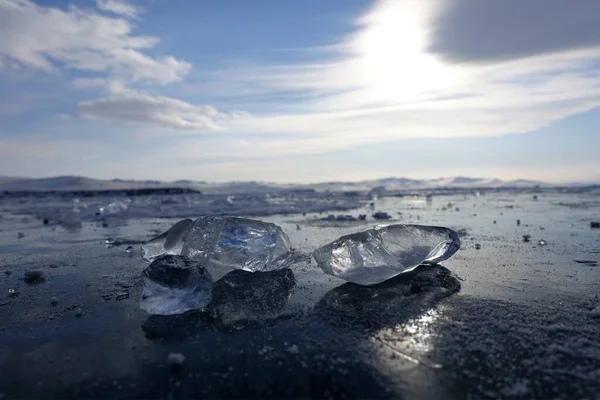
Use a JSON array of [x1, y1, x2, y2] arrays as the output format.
[[0, 175, 582, 194]]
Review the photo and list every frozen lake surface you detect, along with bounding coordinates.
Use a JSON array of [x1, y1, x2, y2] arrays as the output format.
[[0, 189, 599, 398]]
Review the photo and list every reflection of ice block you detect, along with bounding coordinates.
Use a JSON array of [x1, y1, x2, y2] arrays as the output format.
[[140, 255, 212, 315], [312, 224, 461, 286], [181, 216, 295, 277], [141, 219, 194, 262], [209, 268, 296, 326]]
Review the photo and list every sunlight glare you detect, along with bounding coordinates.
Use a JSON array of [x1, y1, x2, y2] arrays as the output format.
[[353, 0, 456, 103]]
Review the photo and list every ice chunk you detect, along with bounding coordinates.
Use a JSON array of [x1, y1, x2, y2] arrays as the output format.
[[140, 255, 212, 315], [181, 216, 294, 277], [312, 224, 461, 285], [141, 219, 194, 262], [60, 208, 82, 229]]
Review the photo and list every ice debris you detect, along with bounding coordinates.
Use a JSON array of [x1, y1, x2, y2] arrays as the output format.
[[373, 211, 391, 220], [166, 353, 185, 371], [140, 255, 212, 315], [99, 200, 128, 215], [312, 224, 461, 285], [142, 216, 295, 280], [24, 270, 44, 284]]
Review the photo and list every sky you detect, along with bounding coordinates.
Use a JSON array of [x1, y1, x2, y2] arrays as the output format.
[[1, 0, 600, 184]]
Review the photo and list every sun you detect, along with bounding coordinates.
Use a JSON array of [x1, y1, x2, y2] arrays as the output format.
[[352, 0, 456, 104]]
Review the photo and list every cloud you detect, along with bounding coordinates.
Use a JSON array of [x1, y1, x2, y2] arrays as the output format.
[[96, 0, 141, 19], [427, 0, 600, 63], [0, 0, 189, 84], [78, 87, 246, 130], [186, 0, 600, 153]]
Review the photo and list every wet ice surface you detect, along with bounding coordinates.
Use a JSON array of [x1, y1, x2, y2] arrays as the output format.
[[0, 190, 599, 398], [313, 224, 460, 285]]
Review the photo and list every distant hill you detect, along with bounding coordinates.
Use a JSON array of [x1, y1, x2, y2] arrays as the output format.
[[0, 175, 567, 194], [0, 176, 171, 192]]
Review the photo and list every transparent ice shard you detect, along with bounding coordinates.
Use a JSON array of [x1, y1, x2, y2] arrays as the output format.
[[312, 224, 461, 286], [181, 216, 294, 278], [140, 255, 212, 315], [141, 218, 194, 262], [60, 208, 82, 229]]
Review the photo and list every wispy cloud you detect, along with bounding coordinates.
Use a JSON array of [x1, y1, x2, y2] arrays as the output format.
[[78, 84, 247, 130], [0, 0, 189, 84], [96, 0, 142, 19]]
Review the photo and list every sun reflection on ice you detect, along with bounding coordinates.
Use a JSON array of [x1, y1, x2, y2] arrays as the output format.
[[371, 307, 443, 370]]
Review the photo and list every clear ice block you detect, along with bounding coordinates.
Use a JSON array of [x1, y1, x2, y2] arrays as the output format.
[[312, 224, 461, 285], [181, 216, 294, 277]]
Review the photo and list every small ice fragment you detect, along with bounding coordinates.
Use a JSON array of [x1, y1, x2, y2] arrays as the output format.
[[286, 345, 299, 354], [99, 200, 128, 215], [182, 216, 295, 277], [17, 232, 24, 239], [75, 308, 82, 317], [126, 245, 133, 254], [50, 297, 58, 306], [140, 255, 212, 315], [24, 270, 44, 284], [373, 212, 391, 220], [591, 306, 600, 319], [166, 353, 185, 371], [105, 238, 116, 246], [538, 239, 546, 246], [574, 260, 598, 267], [141, 219, 193, 262], [60, 209, 82, 229], [8, 288, 18, 298], [312, 224, 461, 285], [116, 291, 129, 301]]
